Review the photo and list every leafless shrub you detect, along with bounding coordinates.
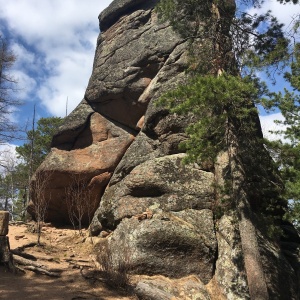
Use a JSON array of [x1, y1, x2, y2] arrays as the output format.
[[31, 171, 52, 245], [97, 240, 133, 292], [65, 174, 96, 235]]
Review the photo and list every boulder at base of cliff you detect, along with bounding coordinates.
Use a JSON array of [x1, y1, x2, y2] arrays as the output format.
[[95, 209, 217, 283]]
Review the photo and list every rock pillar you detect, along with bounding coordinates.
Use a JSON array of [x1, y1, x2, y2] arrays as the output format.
[[0, 211, 9, 236], [0, 211, 12, 266]]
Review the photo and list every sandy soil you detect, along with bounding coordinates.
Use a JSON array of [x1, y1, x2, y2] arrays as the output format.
[[0, 222, 135, 300]]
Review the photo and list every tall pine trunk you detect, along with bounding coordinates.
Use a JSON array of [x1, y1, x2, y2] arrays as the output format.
[[228, 120, 269, 300], [215, 0, 269, 293]]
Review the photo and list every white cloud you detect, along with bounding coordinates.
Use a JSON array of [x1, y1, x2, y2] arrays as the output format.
[[0, 0, 112, 46], [11, 43, 36, 67], [259, 113, 286, 141], [37, 46, 96, 116], [0, 144, 19, 174], [11, 70, 37, 100], [0, 0, 113, 117], [247, 0, 300, 31]]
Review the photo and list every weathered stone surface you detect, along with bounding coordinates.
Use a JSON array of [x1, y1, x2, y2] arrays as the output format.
[[0, 211, 9, 236], [52, 99, 94, 150], [36, 0, 188, 224], [214, 215, 250, 300], [213, 155, 250, 300], [214, 214, 300, 300], [86, 1, 186, 130], [259, 231, 299, 300], [104, 38, 191, 186], [135, 275, 211, 300], [109, 132, 162, 186], [135, 281, 174, 300], [0, 236, 11, 264], [31, 113, 134, 223], [98, 209, 217, 282], [100, 0, 157, 31], [91, 154, 214, 231]]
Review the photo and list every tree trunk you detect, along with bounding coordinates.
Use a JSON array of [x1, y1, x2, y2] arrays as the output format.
[[13, 254, 44, 268], [237, 196, 269, 300], [4, 196, 8, 211], [229, 125, 269, 300], [22, 265, 61, 277]]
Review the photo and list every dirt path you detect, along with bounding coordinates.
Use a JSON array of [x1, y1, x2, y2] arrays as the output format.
[[0, 222, 134, 300]]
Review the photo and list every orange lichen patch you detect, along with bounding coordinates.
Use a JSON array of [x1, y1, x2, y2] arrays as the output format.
[[206, 277, 227, 300]]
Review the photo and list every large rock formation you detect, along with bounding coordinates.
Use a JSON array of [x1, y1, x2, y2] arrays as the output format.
[[33, 0, 188, 224], [32, 0, 300, 298]]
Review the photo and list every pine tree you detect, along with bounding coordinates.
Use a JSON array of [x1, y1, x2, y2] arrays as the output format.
[[266, 42, 300, 229], [15, 116, 63, 211], [156, 0, 295, 298], [16, 116, 64, 172]]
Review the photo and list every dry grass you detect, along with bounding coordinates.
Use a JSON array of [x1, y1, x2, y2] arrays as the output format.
[[96, 241, 133, 292]]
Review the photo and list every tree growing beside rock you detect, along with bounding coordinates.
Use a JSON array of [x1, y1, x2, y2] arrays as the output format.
[[156, 0, 297, 299], [16, 117, 64, 171], [265, 40, 300, 230], [15, 116, 63, 217]]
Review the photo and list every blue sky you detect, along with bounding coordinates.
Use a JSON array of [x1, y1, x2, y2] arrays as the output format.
[[0, 0, 299, 152], [247, 1, 300, 139], [0, 0, 113, 146]]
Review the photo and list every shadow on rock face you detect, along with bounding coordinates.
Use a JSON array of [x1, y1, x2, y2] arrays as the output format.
[[96, 209, 217, 283]]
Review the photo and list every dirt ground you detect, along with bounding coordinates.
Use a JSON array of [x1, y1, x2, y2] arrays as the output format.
[[0, 222, 135, 300]]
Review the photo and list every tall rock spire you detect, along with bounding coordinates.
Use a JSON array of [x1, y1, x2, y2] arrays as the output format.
[[30, 1, 300, 298]]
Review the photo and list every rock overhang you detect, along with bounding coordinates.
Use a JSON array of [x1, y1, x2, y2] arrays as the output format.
[[99, 0, 158, 31]]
